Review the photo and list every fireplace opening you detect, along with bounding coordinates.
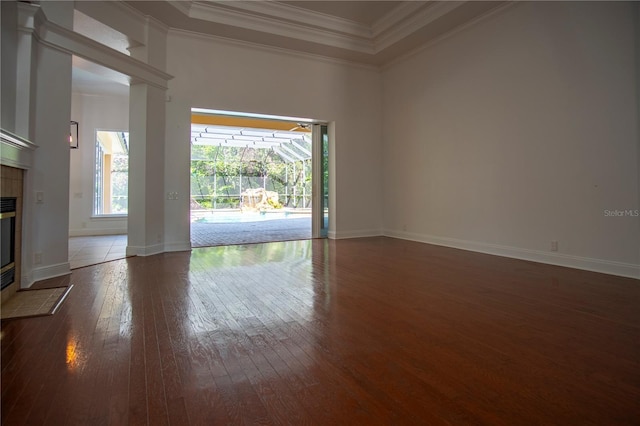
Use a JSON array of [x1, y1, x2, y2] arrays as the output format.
[[1, 197, 17, 290]]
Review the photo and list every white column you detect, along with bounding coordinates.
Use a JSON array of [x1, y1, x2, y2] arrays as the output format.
[[28, 3, 74, 283], [1, 1, 18, 133], [126, 83, 166, 256], [12, 2, 38, 138], [126, 16, 170, 256]]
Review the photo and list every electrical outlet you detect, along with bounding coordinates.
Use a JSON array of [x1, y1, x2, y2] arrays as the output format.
[[551, 240, 558, 252], [34, 252, 42, 264]]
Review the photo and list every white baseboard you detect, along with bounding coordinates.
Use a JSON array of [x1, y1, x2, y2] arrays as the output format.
[[27, 262, 71, 287], [164, 241, 192, 252], [69, 228, 127, 237], [126, 243, 164, 257], [328, 228, 382, 240], [383, 229, 640, 279]]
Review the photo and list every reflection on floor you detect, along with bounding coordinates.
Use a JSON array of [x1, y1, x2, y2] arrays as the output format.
[[69, 214, 312, 268], [68, 234, 128, 269]]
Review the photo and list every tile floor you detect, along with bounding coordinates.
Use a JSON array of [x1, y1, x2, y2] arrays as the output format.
[[68, 234, 128, 269], [191, 216, 312, 247]]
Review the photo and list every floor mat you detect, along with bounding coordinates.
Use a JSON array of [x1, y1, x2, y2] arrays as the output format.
[[1, 286, 73, 320]]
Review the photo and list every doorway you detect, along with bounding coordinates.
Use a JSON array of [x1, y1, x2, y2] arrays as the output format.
[[189, 110, 328, 247]]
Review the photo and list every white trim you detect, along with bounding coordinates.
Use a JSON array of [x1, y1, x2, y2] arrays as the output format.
[[371, 2, 426, 38], [165, 1, 466, 56], [214, 1, 372, 39], [17, 2, 37, 33], [374, 2, 464, 52], [126, 243, 164, 257], [90, 214, 128, 220], [69, 228, 127, 237], [383, 230, 640, 280], [188, 1, 374, 54], [382, 2, 516, 71], [164, 241, 192, 252], [169, 28, 380, 72], [146, 14, 169, 35], [167, 0, 192, 16], [0, 129, 38, 170], [329, 229, 383, 240], [29, 262, 71, 287], [0, 129, 37, 150], [32, 10, 173, 90]]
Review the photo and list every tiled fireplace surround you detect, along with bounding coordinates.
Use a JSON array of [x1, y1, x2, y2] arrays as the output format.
[[0, 165, 23, 304], [1, 129, 37, 304]]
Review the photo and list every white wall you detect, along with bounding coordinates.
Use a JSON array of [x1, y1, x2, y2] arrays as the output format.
[[382, 2, 640, 278], [69, 91, 129, 236], [165, 32, 383, 241]]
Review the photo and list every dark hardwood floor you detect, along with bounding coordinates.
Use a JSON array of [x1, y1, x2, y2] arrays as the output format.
[[2, 237, 639, 425]]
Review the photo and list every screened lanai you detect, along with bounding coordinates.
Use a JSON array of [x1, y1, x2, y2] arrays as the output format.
[[190, 120, 314, 247]]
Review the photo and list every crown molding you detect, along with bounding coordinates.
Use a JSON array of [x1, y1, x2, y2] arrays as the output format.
[[128, 0, 512, 65], [17, 2, 38, 33], [146, 14, 170, 35], [152, 1, 475, 56], [187, 1, 374, 54], [210, 1, 372, 38], [167, 0, 193, 16], [1, 128, 38, 171], [373, 1, 466, 52], [371, 1, 428, 38], [169, 28, 380, 72], [381, 1, 515, 71]]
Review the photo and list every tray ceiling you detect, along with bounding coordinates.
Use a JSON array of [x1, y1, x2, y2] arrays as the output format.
[[125, 1, 507, 66]]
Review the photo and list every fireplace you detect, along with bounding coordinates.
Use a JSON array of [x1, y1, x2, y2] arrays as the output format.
[[1, 197, 17, 290], [1, 129, 36, 300], [0, 168, 21, 303]]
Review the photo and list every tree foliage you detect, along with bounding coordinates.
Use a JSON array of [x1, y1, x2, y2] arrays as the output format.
[[191, 145, 312, 209]]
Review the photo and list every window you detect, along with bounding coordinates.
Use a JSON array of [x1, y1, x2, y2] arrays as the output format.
[[94, 130, 129, 215]]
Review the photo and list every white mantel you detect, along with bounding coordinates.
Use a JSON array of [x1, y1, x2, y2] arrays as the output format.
[[1, 128, 38, 170]]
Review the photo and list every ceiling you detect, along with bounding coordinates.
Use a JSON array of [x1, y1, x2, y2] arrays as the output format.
[[278, 1, 401, 26], [124, 0, 506, 66], [72, 1, 506, 95]]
